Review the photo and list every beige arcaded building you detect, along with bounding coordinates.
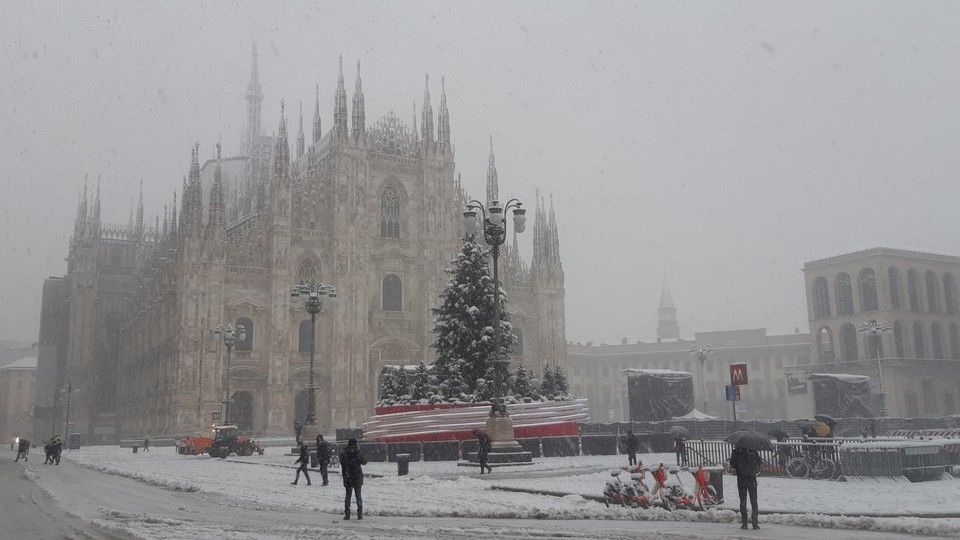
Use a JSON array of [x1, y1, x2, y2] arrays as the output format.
[[792, 247, 960, 417], [0, 357, 36, 444]]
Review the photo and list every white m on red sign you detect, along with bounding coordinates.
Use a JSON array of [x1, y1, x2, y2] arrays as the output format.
[[729, 363, 748, 386]]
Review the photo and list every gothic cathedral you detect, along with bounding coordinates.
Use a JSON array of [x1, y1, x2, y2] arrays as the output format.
[[56, 46, 567, 439]]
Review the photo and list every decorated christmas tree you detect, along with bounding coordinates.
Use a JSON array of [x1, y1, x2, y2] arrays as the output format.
[[431, 234, 516, 401]]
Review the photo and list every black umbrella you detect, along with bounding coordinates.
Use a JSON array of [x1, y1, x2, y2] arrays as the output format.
[[725, 431, 774, 451], [815, 414, 837, 428], [669, 425, 690, 438]]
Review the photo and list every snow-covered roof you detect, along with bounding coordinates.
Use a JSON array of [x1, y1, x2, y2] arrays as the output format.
[[622, 368, 691, 375], [675, 409, 718, 420], [809, 373, 870, 382], [0, 356, 36, 370]]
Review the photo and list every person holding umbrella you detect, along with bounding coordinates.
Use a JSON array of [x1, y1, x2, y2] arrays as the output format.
[[726, 431, 769, 530]]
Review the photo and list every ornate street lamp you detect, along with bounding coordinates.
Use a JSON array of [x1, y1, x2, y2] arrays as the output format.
[[690, 345, 712, 414], [463, 198, 526, 399], [214, 323, 246, 426], [858, 320, 891, 391], [291, 281, 337, 430]]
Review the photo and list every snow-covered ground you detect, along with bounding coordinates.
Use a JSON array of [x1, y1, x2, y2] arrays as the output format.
[[56, 446, 960, 537]]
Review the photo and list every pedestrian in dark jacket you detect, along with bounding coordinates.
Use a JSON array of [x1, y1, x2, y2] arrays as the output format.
[[625, 430, 638, 466], [475, 430, 493, 474], [316, 434, 331, 486], [339, 438, 367, 520], [143, 437, 150, 452], [43, 441, 54, 464], [291, 442, 311, 486], [729, 446, 762, 530], [51, 436, 62, 465], [675, 437, 688, 466], [14, 438, 29, 462]]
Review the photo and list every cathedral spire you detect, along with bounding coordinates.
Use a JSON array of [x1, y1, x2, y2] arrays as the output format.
[[74, 177, 88, 237], [411, 101, 418, 140], [333, 55, 348, 140], [351, 60, 365, 143], [486, 135, 499, 204], [91, 177, 101, 238], [421, 73, 434, 148], [659, 277, 674, 307], [170, 190, 178, 237], [296, 100, 305, 160], [242, 41, 264, 156], [274, 100, 290, 180], [312, 83, 321, 144], [208, 141, 226, 231], [438, 75, 451, 153], [135, 179, 144, 239]]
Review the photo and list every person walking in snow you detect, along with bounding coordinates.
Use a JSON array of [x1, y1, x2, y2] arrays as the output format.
[[43, 440, 54, 464], [291, 441, 312, 486], [340, 438, 367, 520], [14, 437, 29, 462], [674, 436, 688, 466], [316, 434, 331, 486], [730, 446, 762, 530], [625, 430, 638, 466], [475, 430, 493, 474], [51, 435, 62, 465], [143, 437, 150, 452]]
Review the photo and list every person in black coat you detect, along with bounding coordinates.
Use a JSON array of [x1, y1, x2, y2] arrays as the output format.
[[316, 434, 331, 486], [291, 442, 311, 486], [14, 438, 29, 462], [339, 438, 367, 520], [625, 430, 638, 466], [674, 436, 688, 466], [475, 430, 493, 474], [729, 446, 762, 530]]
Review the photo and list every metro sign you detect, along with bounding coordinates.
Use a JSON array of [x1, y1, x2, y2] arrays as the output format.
[[729, 363, 749, 386]]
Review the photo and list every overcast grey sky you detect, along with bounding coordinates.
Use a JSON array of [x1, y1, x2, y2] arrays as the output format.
[[3, 1, 960, 344]]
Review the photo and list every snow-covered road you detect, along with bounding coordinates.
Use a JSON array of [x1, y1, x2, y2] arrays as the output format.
[[13, 446, 960, 538]]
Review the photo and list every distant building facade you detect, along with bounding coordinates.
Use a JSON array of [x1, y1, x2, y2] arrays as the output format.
[[792, 248, 960, 417], [43, 47, 567, 439], [0, 357, 36, 444], [566, 284, 808, 422]]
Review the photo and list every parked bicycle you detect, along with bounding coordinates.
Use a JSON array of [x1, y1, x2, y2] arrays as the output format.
[[785, 451, 837, 479]]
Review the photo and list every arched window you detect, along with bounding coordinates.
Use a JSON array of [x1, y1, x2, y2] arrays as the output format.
[[232, 391, 254, 431], [298, 258, 317, 284], [382, 274, 402, 311], [839, 323, 858, 361], [888, 267, 902, 309], [951, 323, 960, 359], [926, 270, 940, 313], [836, 273, 854, 316], [817, 327, 834, 363], [913, 320, 926, 358], [859, 268, 878, 312], [235, 317, 253, 351], [907, 269, 922, 312], [380, 185, 401, 238], [294, 389, 311, 425], [812, 277, 831, 319], [298, 320, 313, 353], [944, 273, 957, 314], [931, 322, 945, 359], [893, 321, 905, 358]]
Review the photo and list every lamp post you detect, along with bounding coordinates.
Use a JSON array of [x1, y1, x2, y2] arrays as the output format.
[[214, 323, 246, 426], [690, 345, 712, 414], [859, 319, 891, 416], [463, 198, 526, 400], [290, 281, 337, 429]]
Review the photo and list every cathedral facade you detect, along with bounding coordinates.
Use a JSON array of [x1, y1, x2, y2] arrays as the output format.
[[53, 47, 566, 439]]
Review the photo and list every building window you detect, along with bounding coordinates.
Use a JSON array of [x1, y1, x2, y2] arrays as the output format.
[[235, 317, 253, 351], [926, 270, 941, 313], [888, 267, 902, 309], [839, 323, 858, 361], [298, 320, 313, 353], [894, 321, 905, 358], [812, 277, 830, 319], [817, 326, 834, 363], [950, 324, 960, 360], [859, 268, 879, 312], [907, 269, 922, 312], [931, 322, 945, 359], [944, 273, 958, 315], [380, 185, 401, 238], [298, 258, 317, 284], [836, 273, 854, 316], [913, 320, 925, 358], [382, 274, 402, 311]]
